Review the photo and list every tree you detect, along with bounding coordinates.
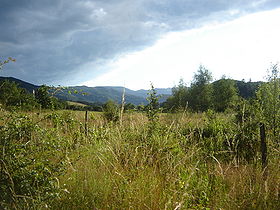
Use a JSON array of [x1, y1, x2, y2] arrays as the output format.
[[212, 78, 238, 112], [0, 80, 22, 106], [0, 80, 38, 110], [165, 78, 189, 112], [102, 100, 119, 122], [35, 85, 53, 109], [188, 65, 213, 112], [124, 103, 136, 111], [256, 63, 280, 143], [35, 85, 65, 109], [146, 83, 160, 123]]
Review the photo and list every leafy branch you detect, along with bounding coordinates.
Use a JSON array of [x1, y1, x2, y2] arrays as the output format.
[[0, 57, 16, 70]]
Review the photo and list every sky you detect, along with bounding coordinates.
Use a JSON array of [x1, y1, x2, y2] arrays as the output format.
[[1, 0, 280, 90]]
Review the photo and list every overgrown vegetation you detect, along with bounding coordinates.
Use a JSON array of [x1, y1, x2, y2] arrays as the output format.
[[0, 62, 279, 209]]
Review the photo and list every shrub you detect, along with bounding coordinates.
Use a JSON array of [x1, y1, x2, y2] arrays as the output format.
[[0, 113, 66, 209], [102, 100, 119, 123]]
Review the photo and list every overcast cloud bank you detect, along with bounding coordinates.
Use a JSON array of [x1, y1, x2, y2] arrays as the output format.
[[1, 0, 280, 87]]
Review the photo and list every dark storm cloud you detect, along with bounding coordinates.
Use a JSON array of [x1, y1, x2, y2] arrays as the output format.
[[1, 0, 280, 85]]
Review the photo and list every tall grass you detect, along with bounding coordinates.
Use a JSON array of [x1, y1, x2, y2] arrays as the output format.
[[1, 110, 279, 209]]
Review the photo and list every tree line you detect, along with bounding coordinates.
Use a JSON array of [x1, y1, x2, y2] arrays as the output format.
[[0, 81, 66, 110], [162, 65, 262, 113]]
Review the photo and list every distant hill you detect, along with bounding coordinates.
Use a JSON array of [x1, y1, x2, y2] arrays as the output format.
[[0, 76, 39, 92], [212, 79, 263, 99], [0, 77, 172, 105], [55, 86, 172, 105], [235, 80, 263, 98]]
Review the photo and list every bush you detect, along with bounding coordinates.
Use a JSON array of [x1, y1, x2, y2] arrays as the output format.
[[102, 100, 119, 122], [0, 113, 66, 209]]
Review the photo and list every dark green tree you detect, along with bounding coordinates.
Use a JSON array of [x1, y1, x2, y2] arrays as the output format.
[[0, 80, 22, 106], [188, 65, 213, 112], [35, 85, 53, 109], [0, 80, 38, 110], [212, 78, 238, 112], [102, 100, 119, 122], [124, 103, 136, 111], [256, 63, 280, 143], [165, 79, 189, 112]]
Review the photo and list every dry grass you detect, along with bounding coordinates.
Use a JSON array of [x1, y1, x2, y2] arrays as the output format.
[[1, 109, 279, 209], [48, 111, 279, 209]]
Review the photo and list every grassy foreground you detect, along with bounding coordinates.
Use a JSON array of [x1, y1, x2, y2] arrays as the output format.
[[0, 110, 279, 209]]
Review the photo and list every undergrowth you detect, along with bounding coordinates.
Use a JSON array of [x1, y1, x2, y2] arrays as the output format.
[[0, 110, 279, 209]]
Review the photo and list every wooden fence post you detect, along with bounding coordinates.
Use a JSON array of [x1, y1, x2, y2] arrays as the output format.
[[85, 111, 88, 137], [260, 123, 268, 178]]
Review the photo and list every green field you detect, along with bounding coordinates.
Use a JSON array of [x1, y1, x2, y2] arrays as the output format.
[[66, 101, 88, 107], [0, 109, 279, 209]]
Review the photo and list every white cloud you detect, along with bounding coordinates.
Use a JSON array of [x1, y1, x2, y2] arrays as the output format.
[[82, 8, 280, 90], [251, 0, 269, 8], [90, 8, 107, 20], [143, 21, 169, 29]]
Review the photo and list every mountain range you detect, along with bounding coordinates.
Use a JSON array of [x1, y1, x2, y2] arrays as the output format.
[[0, 77, 172, 105]]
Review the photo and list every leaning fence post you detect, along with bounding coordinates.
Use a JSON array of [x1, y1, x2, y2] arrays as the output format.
[[260, 123, 268, 177]]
